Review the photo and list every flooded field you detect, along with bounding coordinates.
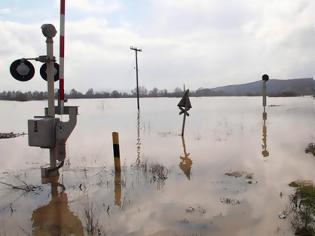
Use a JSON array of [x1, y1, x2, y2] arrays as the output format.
[[0, 96, 314, 236]]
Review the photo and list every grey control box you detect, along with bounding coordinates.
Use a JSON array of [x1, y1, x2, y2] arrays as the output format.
[[28, 117, 57, 148]]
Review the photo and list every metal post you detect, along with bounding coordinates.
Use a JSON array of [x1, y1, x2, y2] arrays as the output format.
[[135, 51, 139, 110], [262, 81, 266, 106], [46, 29, 56, 169], [42, 24, 57, 171], [130, 46, 142, 110], [46, 37, 55, 117], [181, 112, 186, 137], [262, 74, 269, 107]]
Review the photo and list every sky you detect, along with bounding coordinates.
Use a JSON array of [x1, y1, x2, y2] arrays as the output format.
[[0, 0, 315, 93]]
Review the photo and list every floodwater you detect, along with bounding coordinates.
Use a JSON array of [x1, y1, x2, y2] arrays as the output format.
[[0, 96, 314, 235]]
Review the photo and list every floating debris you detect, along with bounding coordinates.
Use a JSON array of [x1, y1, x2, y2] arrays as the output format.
[[278, 210, 288, 219], [305, 143, 315, 156], [220, 197, 241, 205], [225, 171, 244, 178], [225, 171, 253, 179], [185, 206, 206, 214], [0, 180, 42, 192], [288, 180, 313, 188], [157, 131, 172, 137], [0, 132, 25, 139], [185, 206, 195, 213]]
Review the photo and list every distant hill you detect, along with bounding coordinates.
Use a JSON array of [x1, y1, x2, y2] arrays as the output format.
[[196, 78, 314, 96]]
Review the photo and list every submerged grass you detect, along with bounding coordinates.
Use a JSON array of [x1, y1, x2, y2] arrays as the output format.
[[289, 180, 315, 235], [305, 143, 315, 156]]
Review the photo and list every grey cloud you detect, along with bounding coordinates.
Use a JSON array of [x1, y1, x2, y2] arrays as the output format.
[[1, 0, 315, 92]]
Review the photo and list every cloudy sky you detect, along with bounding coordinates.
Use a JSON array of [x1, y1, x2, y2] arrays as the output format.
[[1, 0, 315, 93]]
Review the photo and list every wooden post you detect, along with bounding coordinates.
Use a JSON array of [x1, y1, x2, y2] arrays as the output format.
[[112, 132, 121, 172], [130, 47, 142, 111]]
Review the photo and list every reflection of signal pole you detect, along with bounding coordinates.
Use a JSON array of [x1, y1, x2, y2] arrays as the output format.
[[262, 108, 269, 157], [32, 177, 84, 235], [262, 74, 269, 158], [130, 46, 142, 111]]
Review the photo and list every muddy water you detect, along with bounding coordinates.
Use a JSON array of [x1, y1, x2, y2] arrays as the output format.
[[0, 97, 314, 235]]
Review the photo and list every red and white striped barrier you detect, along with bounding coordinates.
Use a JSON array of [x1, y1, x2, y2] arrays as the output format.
[[59, 0, 65, 113]]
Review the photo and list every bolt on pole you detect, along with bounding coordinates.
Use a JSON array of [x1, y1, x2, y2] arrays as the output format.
[[130, 46, 142, 111]]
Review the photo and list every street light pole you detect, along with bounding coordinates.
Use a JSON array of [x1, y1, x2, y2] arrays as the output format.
[[130, 46, 142, 110]]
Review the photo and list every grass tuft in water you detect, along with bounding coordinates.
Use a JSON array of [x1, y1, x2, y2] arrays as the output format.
[[289, 181, 315, 235]]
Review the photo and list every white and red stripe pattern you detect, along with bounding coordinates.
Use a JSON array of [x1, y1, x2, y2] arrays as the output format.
[[59, 0, 65, 113]]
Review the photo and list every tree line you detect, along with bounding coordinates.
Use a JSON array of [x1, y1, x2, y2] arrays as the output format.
[[0, 86, 302, 101], [0, 87, 189, 101]]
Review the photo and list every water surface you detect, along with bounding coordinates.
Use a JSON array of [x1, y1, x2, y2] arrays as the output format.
[[0, 97, 314, 235]]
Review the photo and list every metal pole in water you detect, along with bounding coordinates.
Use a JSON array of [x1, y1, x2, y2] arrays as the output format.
[[41, 24, 57, 170], [44, 28, 56, 117], [262, 74, 269, 107]]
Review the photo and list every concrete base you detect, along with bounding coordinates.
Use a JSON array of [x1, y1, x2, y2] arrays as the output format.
[[41, 167, 59, 179]]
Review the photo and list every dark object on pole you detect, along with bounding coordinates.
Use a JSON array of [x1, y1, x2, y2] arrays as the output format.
[[40, 63, 60, 81], [130, 46, 142, 110], [262, 74, 269, 81], [10, 59, 35, 82], [178, 89, 192, 136]]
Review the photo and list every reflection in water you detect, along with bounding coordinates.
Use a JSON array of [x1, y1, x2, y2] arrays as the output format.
[[136, 111, 141, 166], [1, 97, 314, 235], [32, 176, 83, 236], [114, 167, 122, 207], [179, 136, 193, 180], [262, 105, 269, 158]]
